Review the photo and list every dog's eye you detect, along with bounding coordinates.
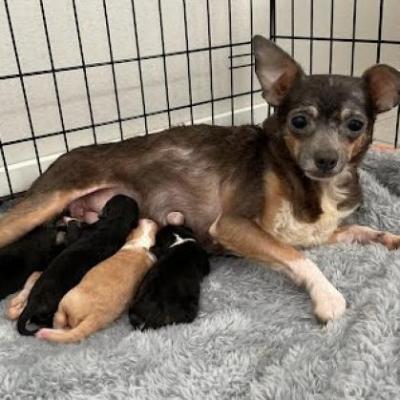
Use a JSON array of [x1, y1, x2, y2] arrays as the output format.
[[347, 119, 364, 132], [291, 115, 308, 130]]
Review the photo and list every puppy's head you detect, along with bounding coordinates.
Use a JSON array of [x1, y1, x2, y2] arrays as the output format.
[[150, 225, 195, 258], [101, 195, 139, 220], [253, 35, 400, 180]]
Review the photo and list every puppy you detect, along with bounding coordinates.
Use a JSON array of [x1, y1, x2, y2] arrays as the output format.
[[17, 195, 139, 335], [0, 218, 83, 300], [35, 219, 157, 343], [129, 225, 210, 330], [1, 35, 400, 323], [5, 219, 85, 320]]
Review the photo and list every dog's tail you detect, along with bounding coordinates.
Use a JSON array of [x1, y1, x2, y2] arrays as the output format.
[[35, 315, 100, 343]]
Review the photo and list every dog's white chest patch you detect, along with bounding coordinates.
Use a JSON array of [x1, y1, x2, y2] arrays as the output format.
[[268, 190, 354, 247]]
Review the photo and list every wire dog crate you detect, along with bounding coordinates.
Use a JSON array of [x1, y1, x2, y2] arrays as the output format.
[[0, 0, 399, 200]]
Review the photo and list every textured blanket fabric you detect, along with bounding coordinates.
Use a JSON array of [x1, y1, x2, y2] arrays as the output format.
[[1, 150, 400, 400]]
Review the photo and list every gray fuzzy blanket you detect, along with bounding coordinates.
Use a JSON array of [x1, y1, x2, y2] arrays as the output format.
[[1, 150, 400, 400]]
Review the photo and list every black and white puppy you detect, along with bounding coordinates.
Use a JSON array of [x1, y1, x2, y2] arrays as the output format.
[[17, 195, 139, 335], [0, 218, 84, 300], [129, 225, 210, 330]]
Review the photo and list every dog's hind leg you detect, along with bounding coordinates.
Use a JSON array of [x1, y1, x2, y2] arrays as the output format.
[[0, 186, 110, 249], [6, 271, 42, 320], [0, 191, 71, 248]]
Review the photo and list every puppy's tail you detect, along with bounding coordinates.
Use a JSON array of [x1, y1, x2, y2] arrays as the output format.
[[17, 307, 39, 336], [35, 315, 100, 343], [128, 309, 146, 330]]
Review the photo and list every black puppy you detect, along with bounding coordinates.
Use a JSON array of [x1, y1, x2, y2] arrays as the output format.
[[0, 219, 84, 300], [129, 225, 210, 330], [17, 195, 139, 335]]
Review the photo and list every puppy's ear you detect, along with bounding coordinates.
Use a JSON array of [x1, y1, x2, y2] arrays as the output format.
[[362, 64, 400, 113], [252, 35, 304, 106]]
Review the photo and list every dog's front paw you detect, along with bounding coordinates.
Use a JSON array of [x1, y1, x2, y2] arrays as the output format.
[[312, 286, 346, 323], [381, 232, 400, 250]]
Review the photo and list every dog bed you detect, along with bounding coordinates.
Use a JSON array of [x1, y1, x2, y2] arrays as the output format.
[[1, 149, 400, 400]]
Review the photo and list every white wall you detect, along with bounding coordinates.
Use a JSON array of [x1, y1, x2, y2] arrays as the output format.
[[0, 0, 399, 196]]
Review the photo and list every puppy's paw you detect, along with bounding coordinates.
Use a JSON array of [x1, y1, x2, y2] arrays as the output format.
[[128, 219, 158, 250], [6, 271, 42, 320], [312, 286, 346, 323], [6, 290, 29, 320]]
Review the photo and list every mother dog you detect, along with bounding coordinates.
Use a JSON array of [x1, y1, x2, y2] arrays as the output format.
[[1, 35, 400, 322]]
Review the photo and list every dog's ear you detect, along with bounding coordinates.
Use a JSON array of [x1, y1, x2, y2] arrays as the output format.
[[252, 35, 304, 106], [362, 64, 400, 113]]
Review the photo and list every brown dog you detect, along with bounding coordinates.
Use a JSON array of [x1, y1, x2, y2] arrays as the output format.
[[28, 219, 157, 343], [1, 35, 400, 323]]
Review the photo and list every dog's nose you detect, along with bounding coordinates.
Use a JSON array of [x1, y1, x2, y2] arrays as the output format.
[[314, 151, 338, 173]]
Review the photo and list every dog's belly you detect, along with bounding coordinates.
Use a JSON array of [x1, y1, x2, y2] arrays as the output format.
[[140, 181, 222, 242], [267, 194, 355, 247], [68, 188, 135, 223], [67, 181, 221, 243]]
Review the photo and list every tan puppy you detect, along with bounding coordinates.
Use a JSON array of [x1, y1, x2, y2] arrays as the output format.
[[34, 219, 157, 343]]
